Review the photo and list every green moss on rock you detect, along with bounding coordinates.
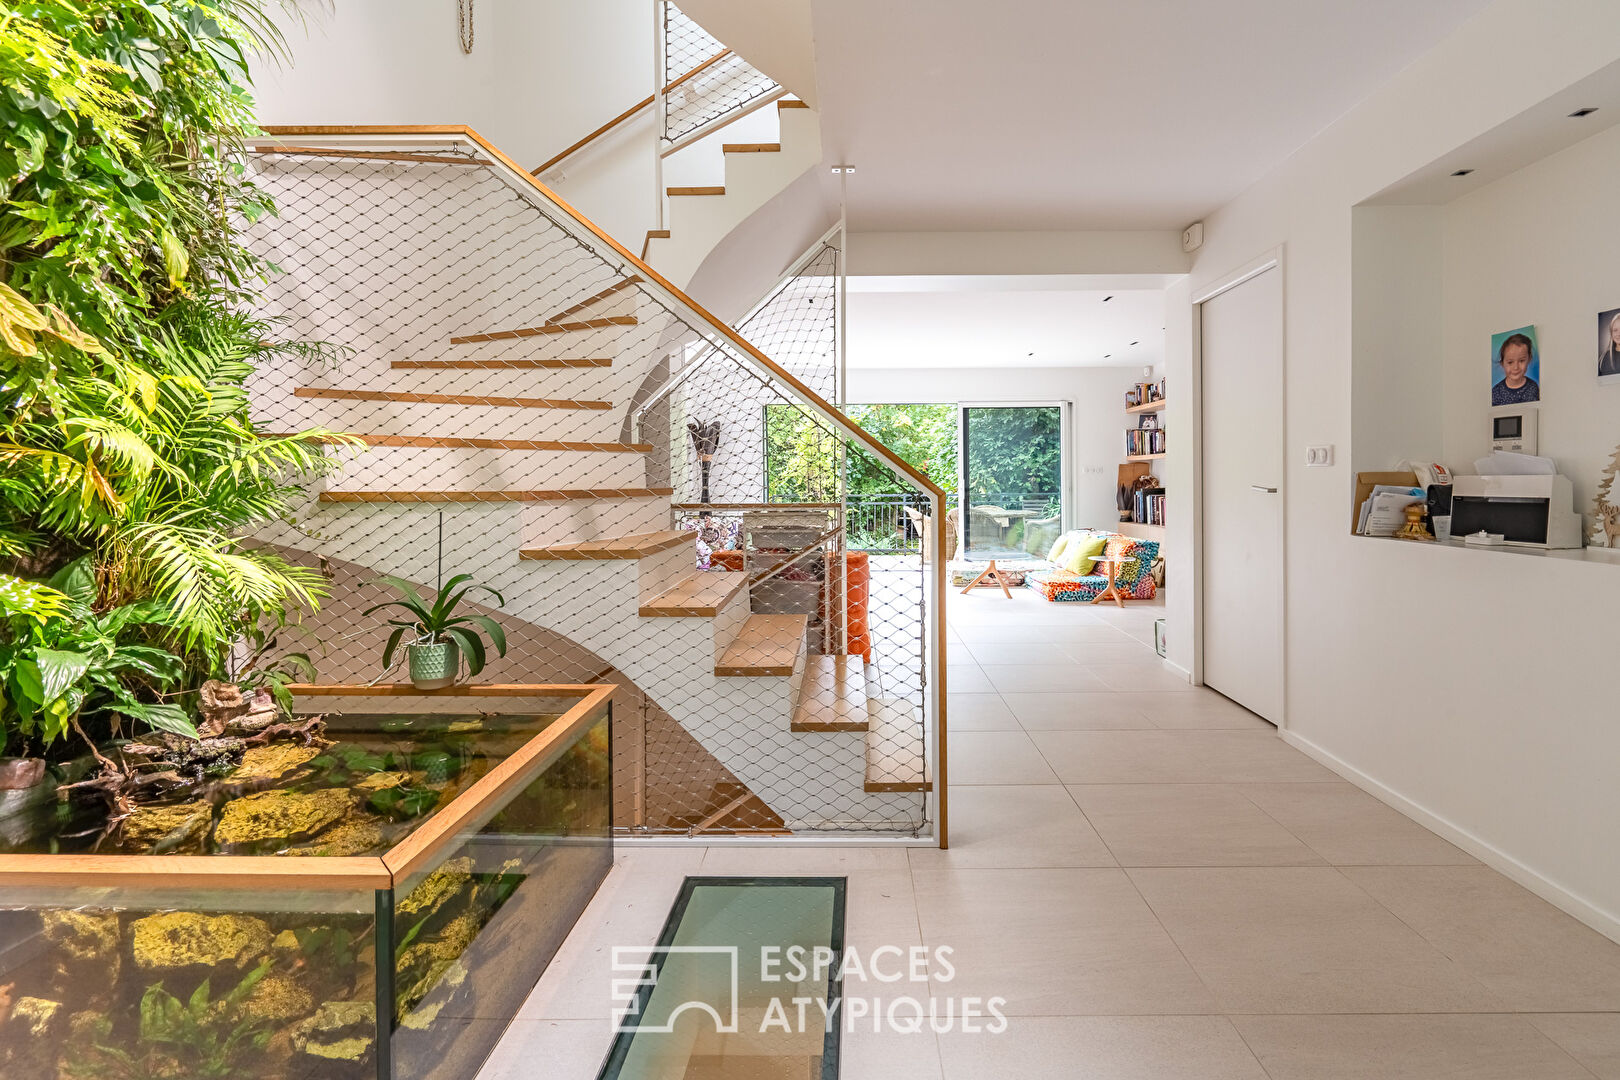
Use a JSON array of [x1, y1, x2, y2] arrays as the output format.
[[230, 744, 322, 783], [41, 909, 120, 960], [131, 912, 272, 970], [214, 788, 355, 850], [121, 800, 213, 852], [245, 974, 315, 1022], [291, 1001, 376, 1062], [284, 816, 385, 858], [396, 856, 473, 918]]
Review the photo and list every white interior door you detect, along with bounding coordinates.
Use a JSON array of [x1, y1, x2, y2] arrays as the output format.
[[1200, 266, 1284, 724]]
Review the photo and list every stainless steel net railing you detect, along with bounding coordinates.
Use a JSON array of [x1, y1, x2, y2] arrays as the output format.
[[662, 2, 783, 144], [243, 127, 945, 841]]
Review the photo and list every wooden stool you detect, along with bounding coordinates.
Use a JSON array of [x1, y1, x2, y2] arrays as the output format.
[[961, 560, 1013, 598], [1089, 556, 1137, 608]]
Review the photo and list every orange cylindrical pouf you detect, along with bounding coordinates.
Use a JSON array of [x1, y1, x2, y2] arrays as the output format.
[[710, 549, 744, 572], [843, 551, 871, 661]]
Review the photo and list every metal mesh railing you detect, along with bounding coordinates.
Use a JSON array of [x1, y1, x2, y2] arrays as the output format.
[[662, 2, 782, 143], [243, 131, 939, 838]]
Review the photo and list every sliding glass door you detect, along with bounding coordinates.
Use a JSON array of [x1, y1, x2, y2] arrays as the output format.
[[959, 404, 1067, 559]]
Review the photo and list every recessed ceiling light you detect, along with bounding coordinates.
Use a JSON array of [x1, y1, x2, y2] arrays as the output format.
[[1130, 341, 1139, 346], [1027, 351, 1034, 357], [1451, 168, 1475, 177], [1104, 354, 1112, 358], [1103, 295, 1114, 302], [1569, 107, 1599, 118]]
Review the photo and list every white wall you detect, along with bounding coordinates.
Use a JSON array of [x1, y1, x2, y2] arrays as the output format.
[[1173, 0, 1620, 936], [1439, 122, 1620, 516], [846, 366, 1150, 531], [253, 0, 658, 247]]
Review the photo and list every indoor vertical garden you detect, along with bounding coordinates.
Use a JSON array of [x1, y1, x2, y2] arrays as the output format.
[[0, 9, 616, 1080], [0, 3, 342, 779]]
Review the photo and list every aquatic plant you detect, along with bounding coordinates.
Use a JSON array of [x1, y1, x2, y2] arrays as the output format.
[[68, 959, 276, 1080]]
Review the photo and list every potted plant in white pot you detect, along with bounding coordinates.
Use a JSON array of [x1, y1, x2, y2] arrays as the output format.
[[364, 574, 508, 689]]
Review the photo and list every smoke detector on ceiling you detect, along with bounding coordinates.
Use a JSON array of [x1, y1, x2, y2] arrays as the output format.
[[1181, 222, 1204, 253]]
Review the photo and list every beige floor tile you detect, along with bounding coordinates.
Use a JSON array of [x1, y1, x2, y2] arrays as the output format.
[[946, 662, 995, 694], [980, 663, 1109, 694], [1126, 690, 1272, 730], [1232, 1014, 1595, 1080], [937, 1016, 1268, 1080], [952, 622, 1130, 645], [476, 1019, 611, 1080], [946, 692, 1021, 731], [910, 786, 1115, 869], [1344, 866, 1620, 1010], [1239, 783, 1476, 865], [1069, 784, 1325, 866], [1528, 1014, 1620, 1079], [1058, 641, 1164, 665], [1029, 730, 1338, 784], [964, 642, 1076, 666], [841, 869, 924, 952], [911, 867, 1217, 1015], [1128, 867, 1499, 1013], [698, 845, 911, 876], [1086, 661, 1198, 692], [946, 640, 975, 664], [946, 731, 1062, 785], [613, 846, 707, 875], [841, 1027, 945, 1080], [1001, 691, 1157, 730]]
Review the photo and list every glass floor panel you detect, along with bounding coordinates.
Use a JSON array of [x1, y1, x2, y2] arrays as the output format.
[[600, 877, 846, 1080]]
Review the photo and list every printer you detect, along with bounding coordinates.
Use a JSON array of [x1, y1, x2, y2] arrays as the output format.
[[1449, 474, 1583, 549]]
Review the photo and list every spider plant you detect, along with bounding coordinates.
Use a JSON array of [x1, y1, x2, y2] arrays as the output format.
[[365, 574, 508, 685]]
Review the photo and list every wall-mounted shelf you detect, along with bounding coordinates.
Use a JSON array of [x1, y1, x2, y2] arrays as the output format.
[[1126, 399, 1166, 415], [1126, 452, 1167, 462]]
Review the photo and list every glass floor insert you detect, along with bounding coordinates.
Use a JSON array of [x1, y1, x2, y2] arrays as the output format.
[[599, 877, 846, 1080]]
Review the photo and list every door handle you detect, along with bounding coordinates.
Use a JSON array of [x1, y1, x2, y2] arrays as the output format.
[[1250, 485, 1278, 493]]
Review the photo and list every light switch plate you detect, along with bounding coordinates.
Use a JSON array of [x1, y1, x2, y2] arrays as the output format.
[[1305, 445, 1334, 467]]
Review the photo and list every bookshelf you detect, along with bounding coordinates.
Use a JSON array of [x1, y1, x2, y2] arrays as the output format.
[[1119, 380, 1166, 540]]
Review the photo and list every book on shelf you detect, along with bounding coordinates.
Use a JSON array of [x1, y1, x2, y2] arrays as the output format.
[[1125, 428, 1166, 456], [1132, 487, 1166, 526]]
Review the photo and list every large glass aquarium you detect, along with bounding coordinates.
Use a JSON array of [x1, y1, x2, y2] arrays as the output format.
[[0, 685, 614, 1080]]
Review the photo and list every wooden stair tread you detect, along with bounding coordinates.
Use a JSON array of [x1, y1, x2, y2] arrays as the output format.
[[778, 99, 811, 110], [390, 358, 612, 370], [520, 530, 691, 561], [448, 315, 638, 345], [640, 571, 747, 618], [864, 699, 930, 792], [294, 387, 610, 410], [541, 277, 642, 327], [277, 433, 648, 453], [319, 487, 673, 504], [715, 614, 808, 677], [792, 655, 869, 732], [722, 143, 781, 153], [667, 186, 724, 196], [641, 230, 670, 260]]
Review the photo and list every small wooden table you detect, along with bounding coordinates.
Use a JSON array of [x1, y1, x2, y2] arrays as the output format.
[[1089, 555, 1138, 607], [960, 560, 1014, 598]]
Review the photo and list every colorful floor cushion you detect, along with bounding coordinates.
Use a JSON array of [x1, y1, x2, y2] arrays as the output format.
[[1026, 568, 1158, 602], [946, 558, 1044, 588]]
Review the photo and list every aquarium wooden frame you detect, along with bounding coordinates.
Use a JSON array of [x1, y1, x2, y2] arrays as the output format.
[[0, 683, 615, 893]]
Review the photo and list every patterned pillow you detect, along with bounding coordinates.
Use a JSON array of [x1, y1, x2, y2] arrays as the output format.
[[1105, 537, 1159, 589]]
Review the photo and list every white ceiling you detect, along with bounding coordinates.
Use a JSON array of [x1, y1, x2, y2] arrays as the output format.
[[846, 276, 1166, 370], [810, 0, 1493, 231]]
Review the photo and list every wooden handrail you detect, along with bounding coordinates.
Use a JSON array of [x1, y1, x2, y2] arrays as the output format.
[[530, 48, 732, 176], [254, 125, 950, 847]]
